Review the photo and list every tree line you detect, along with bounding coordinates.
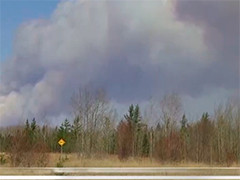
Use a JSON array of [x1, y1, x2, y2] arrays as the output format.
[[0, 87, 239, 166]]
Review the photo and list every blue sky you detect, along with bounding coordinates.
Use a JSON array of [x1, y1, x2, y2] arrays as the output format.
[[1, 0, 59, 61]]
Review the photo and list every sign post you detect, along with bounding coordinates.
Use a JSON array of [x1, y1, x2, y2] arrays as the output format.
[[58, 138, 66, 161]]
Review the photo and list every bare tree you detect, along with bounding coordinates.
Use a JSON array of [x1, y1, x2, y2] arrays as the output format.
[[117, 120, 133, 160], [71, 86, 112, 157], [160, 93, 182, 136]]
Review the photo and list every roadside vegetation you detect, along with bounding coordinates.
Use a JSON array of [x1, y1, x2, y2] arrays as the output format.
[[0, 87, 239, 167]]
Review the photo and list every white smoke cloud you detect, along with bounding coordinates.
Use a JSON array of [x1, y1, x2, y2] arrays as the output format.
[[0, 0, 237, 126]]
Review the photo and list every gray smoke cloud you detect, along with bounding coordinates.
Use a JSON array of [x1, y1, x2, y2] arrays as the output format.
[[0, 0, 239, 126], [174, 0, 239, 90]]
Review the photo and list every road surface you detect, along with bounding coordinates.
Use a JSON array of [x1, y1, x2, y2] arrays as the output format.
[[0, 167, 239, 179]]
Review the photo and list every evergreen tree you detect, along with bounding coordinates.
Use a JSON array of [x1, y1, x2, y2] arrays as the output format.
[[25, 119, 31, 138], [124, 104, 134, 123], [25, 119, 30, 132], [57, 119, 73, 152], [31, 118, 36, 132], [30, 118, 37, 143], [180, 114, 188, 161], [124, 104, 142, 156], [180, 114, 187, 130], [63, 119, 71, 133], [134, 104, 141, 125], [199, 112, 213, 163]]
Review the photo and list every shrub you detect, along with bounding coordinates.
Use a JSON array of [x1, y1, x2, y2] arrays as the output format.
[[56, 159, 64, 167], [117, 120, 133, 160], [9, 130, 49, 167], [0, 153, 6, 165], [226, 151, 237, 167]]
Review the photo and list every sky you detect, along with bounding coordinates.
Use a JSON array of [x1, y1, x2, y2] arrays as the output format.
[[0, 0, 239, 126], [0, 0, 59, 61]]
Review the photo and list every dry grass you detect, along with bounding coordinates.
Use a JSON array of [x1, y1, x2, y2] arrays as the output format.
[[48, 153, 239, 167], [1, 152, 240, 167], [1, 153, 240, 175]]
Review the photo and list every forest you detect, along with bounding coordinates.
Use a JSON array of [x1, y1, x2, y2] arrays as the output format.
[[0, 87, 239, 167]]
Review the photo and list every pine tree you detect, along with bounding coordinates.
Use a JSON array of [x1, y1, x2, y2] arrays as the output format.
[[124, 104, 142, 156], [134, 105, 140, 124], [180, 114, 188, 161], [63, 119, 71, 133], [57, 119, 73, 152], [180, 114, 187, 130], [25, 119, 30, 132], [199, 112, 213, 163], [57, 119, 71, 140], [124, 104, 134, 123], [134, 104, 141, 156], [31, 118, 36, 132], [30, 118, 37, 144]]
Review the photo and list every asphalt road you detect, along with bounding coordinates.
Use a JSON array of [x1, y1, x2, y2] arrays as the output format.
[[1, 175, 240, 179], [0, 167, 239, 180]]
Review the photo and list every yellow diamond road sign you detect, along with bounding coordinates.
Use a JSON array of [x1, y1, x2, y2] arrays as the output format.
[[58, 138, 66, 146]]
